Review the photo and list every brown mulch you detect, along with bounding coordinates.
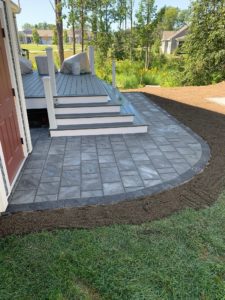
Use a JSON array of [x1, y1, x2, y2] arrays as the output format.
[[1, 83, 225, 237]]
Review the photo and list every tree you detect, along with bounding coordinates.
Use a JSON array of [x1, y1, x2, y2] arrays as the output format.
[[53, 28, 58, 45], [177, 9, 190, 28], [54, 0, 64, 66], [32, 28, 40, 45], [67, 0, 89, 52], [161, 6, 179, 30], [116, 0, 127, 30], [22, 23, 33, 30], [136, 0, 156, 68], [64, 30, 69, 43], [67, 0, 77, 54], [22, 23, 56, 31], [183, 0, 225, 85], [128, 0, 135, 61], [35, 22, 56, 30]]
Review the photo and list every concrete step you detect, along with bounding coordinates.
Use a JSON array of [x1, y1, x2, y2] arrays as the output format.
[[54, 102, 121, 114], [55, 95, 109, 105], [50, 122, 148, 137], [55, 112, 134, 125]]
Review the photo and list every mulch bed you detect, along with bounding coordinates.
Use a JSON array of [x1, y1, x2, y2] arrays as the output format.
[[1, 93, 225, 237]]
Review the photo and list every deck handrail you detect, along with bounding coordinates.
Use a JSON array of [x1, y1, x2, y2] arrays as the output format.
[[42, 77, 57, 130], [46, 47, 57, 97], [88, 46, 95, 75]]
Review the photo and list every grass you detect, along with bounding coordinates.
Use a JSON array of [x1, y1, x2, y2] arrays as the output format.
[[21, 43, 82, 69], [1, 191, 225, 299]]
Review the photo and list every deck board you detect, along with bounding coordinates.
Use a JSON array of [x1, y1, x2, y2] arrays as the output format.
[[22, 72, 108, 98]]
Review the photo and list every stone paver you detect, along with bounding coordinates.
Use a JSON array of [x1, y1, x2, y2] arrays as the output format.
[[9, 92, 210, 212]]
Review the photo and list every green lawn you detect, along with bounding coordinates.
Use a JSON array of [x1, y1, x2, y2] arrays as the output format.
[[1, 191, 225, 299], [21, 43, 82, 68]]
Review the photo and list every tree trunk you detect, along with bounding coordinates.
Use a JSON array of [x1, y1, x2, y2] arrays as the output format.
[[72, 23, 76, 54], [130, 0, 133, 61], [55, 0, 64, 66], [81, 0, 84, 52]]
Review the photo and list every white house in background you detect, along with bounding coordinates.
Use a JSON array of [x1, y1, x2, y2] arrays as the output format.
[[19, 29, 54, 44], [161, 25, 189, 54], [19, 28, 92, 45], [0, 0, 32, 212], [67, 29, 92, 44]]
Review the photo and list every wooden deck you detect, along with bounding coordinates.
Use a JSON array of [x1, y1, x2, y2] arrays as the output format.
[[22, 72, 108, 98]]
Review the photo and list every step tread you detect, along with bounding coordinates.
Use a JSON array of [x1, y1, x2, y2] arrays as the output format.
[[55, 112, 134, 119], [55, 94, 108, 98], [55, 101, 120, 108], [51, 121, 148, 131]]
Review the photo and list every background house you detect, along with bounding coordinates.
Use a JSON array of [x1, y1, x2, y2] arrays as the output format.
[[68, 29, 92, 44], [161, 25, 189, 54], [19, 29, 92, 45], [19, 29, 53, 44]]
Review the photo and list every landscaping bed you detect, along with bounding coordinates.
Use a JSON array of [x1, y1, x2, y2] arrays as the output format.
[[1, 84, 225, 236]]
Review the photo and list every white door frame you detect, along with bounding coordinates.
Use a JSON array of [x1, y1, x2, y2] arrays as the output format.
[[0, 0, 32, 212]]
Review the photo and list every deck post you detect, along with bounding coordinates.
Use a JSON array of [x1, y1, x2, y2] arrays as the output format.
[[42, 77, 57, 130], [46, 47, 57, 96], [112, 60, 116, 88], [88, 46, 95, 75]]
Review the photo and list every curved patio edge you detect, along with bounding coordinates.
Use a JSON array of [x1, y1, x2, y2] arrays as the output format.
[[7, 93, 211, 213]]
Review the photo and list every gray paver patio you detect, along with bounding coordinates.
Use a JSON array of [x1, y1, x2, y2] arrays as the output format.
[[8, 93, 210, 212]]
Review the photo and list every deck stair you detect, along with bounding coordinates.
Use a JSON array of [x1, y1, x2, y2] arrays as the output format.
[[49, 81, 148, 137]]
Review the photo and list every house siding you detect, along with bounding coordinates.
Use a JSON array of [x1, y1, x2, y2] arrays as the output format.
[[161, 26, 188, 54]]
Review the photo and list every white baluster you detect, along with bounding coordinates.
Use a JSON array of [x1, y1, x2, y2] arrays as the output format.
[[112, 60, 116, 88]]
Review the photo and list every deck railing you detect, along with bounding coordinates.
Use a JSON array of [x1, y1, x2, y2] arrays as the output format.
[[112, 60, 116, 88], [42, 77, 57, 130], [46, 47, 57, 97], [88, 46, 95, 75]]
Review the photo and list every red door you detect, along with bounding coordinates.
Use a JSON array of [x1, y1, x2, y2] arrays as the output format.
[[0, 21, 24, 183]]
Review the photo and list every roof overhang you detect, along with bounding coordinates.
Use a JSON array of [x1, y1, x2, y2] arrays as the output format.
[[9, 0, 21, 14]]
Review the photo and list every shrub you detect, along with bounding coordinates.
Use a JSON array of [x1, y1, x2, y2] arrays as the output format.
[[95, 55, 184, 89]]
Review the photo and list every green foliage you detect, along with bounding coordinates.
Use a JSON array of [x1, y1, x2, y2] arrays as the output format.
[[22, 22, 55, 30], [52, 28, 58, 45], [160, 6, 180, 30], [112, 30, 127, 60], [135, 0, 156, 68], [63, 30, 69, 43], [157, 6, 189, 31], [96, 56, 183, 89], [22, 23, 33, 30], [183, 0, 225, 85], [1, 191, 225, 298], [22, 1, 225, 88], [32, 28, 40, 45]]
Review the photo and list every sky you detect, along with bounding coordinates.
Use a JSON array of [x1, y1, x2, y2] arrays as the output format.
[[17, 0, 191, 30]]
